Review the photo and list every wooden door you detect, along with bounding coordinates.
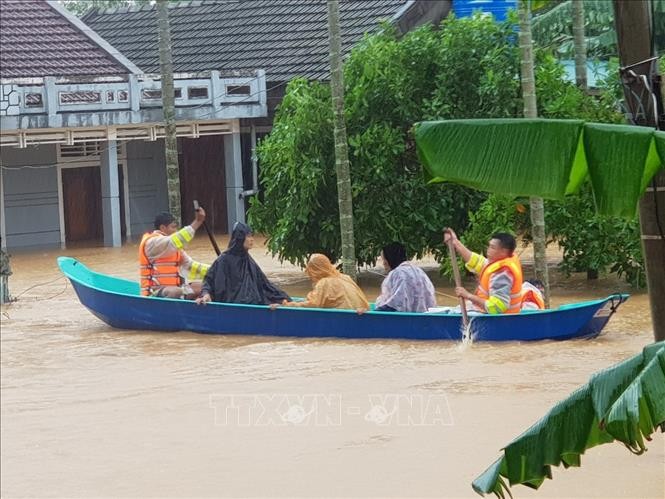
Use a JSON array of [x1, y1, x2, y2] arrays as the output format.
[[62, 167, 103, 242], [179, 136, 228, 233]]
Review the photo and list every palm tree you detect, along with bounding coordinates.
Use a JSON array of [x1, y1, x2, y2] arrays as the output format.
[[326, 0, 357, 279], [518, 0, 551, 306], [156, 0, 181, 224], [573, 0, 588, 90]]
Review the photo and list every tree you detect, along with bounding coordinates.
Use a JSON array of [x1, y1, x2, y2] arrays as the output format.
[[518, 0, 551, 307], [532, 0, 617, 61], [0, 245, 12, 304], [60, 0, 136, 17], [546, 187, 645, 286], [572, 0, 588, 89], [613, 0, 665, 342], [250, 13, 629, 271], [249, 16, 520, 267], [459, 55, 638, 287], [156, 0, 181, 224], [326, 0, 357, 279]]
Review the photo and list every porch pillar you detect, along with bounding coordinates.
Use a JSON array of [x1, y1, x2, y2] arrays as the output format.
[[100, 140, 122, 247], [224, 123, 245, 229]]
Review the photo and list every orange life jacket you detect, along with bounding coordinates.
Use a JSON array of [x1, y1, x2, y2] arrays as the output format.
[[139, 231, 183, 296], [521, 287, 545, 310], [476, 254, 523, 314]]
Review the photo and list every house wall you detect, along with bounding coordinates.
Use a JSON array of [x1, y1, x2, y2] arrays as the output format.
[[125, 139, 168, 238], [0, 140, 169, 250], [1, 145, 61, 249]]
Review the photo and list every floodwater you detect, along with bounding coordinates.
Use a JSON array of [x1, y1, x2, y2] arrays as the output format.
[[1, 235, 663, 498]]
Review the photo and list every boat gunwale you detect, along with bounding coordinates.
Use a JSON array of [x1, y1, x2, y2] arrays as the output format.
[[57, 256, 628, 319]]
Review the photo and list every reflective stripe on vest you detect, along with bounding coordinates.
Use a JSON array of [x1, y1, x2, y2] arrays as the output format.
[[475, 254, 523, 314], [138, 232, 183, 296]]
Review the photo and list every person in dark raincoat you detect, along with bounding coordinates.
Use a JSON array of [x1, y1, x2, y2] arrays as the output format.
[[195, 223, 290, 305]]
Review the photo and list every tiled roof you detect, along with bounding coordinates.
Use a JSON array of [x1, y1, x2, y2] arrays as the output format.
[[0, 0, 137, 79], [83, 0, 409, 81]]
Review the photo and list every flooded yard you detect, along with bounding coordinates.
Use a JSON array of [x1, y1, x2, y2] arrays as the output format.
[[1, 236, 663, 498]]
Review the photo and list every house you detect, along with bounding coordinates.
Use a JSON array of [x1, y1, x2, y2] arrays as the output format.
[[0, 0, 267, 250], [1, 0, 452, 251], [82, 0, 452, 218]]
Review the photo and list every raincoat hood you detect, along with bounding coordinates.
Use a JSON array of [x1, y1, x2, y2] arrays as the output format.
[[227, 222, 253, 255], [305, 254, 340, 283]]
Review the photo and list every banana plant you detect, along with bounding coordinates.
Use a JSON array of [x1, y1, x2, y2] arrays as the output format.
[[532, 1, 616, 61], [415, 118, 664, 218], [472, 341, 665, 497]]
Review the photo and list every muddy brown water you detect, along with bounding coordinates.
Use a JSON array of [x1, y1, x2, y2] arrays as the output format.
[[1, 235, 663, 498]]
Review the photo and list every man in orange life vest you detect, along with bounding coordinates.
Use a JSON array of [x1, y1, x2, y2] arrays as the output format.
[[443, 229, 523, 314], [139, 209, 209, 299]]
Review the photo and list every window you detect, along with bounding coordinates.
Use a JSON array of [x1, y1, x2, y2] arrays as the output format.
[[226, 85, 251, 96], [187, 87, 209, 99], [25, 93, 43, 107]]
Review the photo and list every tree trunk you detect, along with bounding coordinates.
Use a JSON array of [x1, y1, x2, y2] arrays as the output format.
[[613, 0, 665, 342], [157, 0, 182, 225], [326, 0, 357, 280], [0, 246, 11, 304], [519, 0, 551, 306], [572, 0, 587, 90]]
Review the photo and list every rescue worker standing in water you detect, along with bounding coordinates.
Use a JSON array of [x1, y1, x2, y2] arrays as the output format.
[[443, 228, 523, 314], [139, 208, 209, 299]]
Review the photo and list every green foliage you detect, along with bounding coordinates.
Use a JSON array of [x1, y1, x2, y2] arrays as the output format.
[[535, 53, 623, 123], [422, 15, 521, 120], [461, 196, 531, 255], [440, 194, 531, 278], [457, 54, 644, 285], [248, 79, 340, 266], [473, 341, 665, 498], [546, 187, 646, 287], [535, 56, 644, 285], [532, 0, 617, 60], [464, 189, 645, 288], [60, 0, 138, 16], [250, 18, 516, 266], [250, 11, 644, 279]]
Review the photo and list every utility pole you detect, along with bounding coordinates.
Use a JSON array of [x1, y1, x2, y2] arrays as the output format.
[[613, 0, 665, 342]]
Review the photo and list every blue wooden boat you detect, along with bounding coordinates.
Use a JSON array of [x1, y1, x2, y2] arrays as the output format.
[[58, 257, 629, 342]]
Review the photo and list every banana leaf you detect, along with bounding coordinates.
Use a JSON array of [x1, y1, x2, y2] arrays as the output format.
[[472, 341, 665, 498], [415, 119, 665, 218]]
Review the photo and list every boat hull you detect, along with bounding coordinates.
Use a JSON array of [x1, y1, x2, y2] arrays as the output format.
[[59, 257, 627, 342]]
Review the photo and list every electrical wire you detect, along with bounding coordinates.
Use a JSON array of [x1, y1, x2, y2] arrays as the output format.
[[10, 275, 66, 300]]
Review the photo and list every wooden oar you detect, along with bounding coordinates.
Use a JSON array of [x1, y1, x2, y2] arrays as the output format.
[[193, 200, 221, 256], [446, 238, 469, 328]]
